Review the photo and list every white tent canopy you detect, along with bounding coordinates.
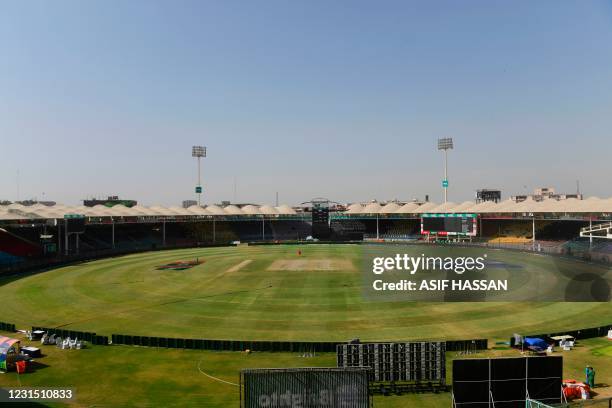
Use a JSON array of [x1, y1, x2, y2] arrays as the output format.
[[1, 196, 612, 221]]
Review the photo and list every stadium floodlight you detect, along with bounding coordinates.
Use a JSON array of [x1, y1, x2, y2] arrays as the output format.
[[192, 146, 206, 206], [437, 138, 453, 203], [192, 146, 206, 158], [437, 138, 453, 150]]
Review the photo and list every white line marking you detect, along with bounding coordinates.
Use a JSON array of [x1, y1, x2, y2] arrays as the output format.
[[197, 359, 240, 387]]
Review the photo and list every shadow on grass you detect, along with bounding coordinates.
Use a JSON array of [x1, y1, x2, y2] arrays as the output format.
[[26, 360, 51, 373]]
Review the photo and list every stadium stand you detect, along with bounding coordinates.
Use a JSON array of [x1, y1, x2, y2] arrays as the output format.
[[268, 220, 311, 241], [486, 221, 536, 243], [330, 219, 366, 240], [1, 198, 612, 269], [482, 220, 556, 244], [362, 219, 421, 240], [537, 220, 588, 241], [0, 228, 42, 258], [0, 251, 23, 267]]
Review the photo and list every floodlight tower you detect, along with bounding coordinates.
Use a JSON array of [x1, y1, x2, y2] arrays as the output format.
[[192, 146, 206, 206], [437, 138, 453, 203]]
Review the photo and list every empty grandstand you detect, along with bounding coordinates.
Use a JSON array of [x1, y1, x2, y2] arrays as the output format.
[[1, 196, 611, 268]]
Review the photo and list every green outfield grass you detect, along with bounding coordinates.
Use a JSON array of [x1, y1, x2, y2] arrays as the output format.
[[0, 244, 610, 341], [0, 244, 610, 407], [0, 332, 609, 407]]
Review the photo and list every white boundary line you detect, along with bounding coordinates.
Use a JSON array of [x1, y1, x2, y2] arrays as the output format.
[[197, 359, 239, 387]]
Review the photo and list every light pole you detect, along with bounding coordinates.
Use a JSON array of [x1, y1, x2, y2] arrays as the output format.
[[192, 146, 206, 206], [437, 138, 453, 203]]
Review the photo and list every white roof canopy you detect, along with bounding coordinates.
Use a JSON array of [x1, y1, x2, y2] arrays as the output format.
[[1, 197, 611, 221]]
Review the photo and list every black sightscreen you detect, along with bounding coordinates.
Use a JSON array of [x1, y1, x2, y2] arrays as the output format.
[[241, 368, 370, 408], [452, 359, 490, 405], [337, 342, 446, 384], [491, 358, 527, 408], [527, 357, 563, 404], [453, 357, 562, 408]]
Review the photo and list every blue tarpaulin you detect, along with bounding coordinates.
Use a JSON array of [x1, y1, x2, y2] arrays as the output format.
[[524, 337, 548, 351]]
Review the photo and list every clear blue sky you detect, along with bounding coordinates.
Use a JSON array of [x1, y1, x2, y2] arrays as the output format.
[[1, 0, 612, 206]]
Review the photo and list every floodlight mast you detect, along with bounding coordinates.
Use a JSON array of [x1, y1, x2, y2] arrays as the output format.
[[437, 138, 453, 203], [192, 146, 206, 206]]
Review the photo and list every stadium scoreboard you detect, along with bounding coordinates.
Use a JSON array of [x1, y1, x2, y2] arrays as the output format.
[[311, 200, 331, 239], [64, 214, 86, 234], [421, 213, 477, 237], [337, 342, 446, 384]]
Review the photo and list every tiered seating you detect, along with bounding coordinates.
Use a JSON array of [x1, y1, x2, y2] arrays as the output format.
[[330, 220, 366, 234], [268, 221, 311, 240], [381, 220, 420, 240], [486, 221, 550, 244], [0, 251, 23, 267], [537, 221, 587, 240], [489, 220, 560, 244], [330, 219, 366, 240], [0, 228, 42, 257], [488, 236, 532, 244]]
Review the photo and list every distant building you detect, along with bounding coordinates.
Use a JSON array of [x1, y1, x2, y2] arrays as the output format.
[[16, 200, 56, 206], [511, 187, 582, 202], [476, 189, 502, 203], [0, 200, 57, 206], [182, 200, 197, 208], [83, 196, 137, 208], [555, 193, 583, 200], [534, 187, 556, 199], [216, 201, 260, 208]]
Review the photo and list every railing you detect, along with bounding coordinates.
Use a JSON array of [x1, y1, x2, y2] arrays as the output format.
[[110, 335, 487, 352], [581, 222, 612, 234], [580, 222, 612, 239], [0, 321, 16, 332]]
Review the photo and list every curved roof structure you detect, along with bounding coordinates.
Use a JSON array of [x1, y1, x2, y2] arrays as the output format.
[[427, 202, 457, 213], [380, 202, 400, 213], [394, 202, 420, 213], [223, 205, 244, 215], [413, 202, 439, 214], [204, 205, 225, 215], [241, 205, 261, 215], [1, 196, 612, 222], [258, 205, 279, 215], [275, 205, 296, 215], [184, 205, 209, 215], [362, 202, 382, 214], [346, 203, 364, 214]]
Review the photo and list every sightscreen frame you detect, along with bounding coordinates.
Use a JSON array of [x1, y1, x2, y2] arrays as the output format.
[[452, 356, 563, 408], [337, 342, 446, 384], [240, 367, 371, 408]]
